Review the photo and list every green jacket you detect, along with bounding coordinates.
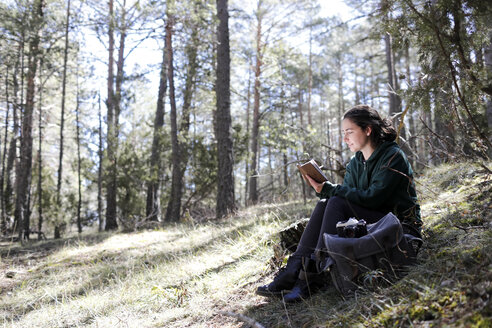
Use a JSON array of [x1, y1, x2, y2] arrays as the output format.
[[317, 141, 422, 229]]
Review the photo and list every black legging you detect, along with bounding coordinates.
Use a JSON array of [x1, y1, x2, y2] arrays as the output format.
[[294, 196, 385, 258]]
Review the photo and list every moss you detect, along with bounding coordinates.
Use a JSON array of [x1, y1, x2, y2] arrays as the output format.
[[462, 313, 492, 328], [460, 246, 486, 266]]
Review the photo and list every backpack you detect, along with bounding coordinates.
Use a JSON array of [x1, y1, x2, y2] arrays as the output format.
[[322, 212, 423, 296]]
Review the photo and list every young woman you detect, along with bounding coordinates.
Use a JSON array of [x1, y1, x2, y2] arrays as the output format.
[[256, 104, 422, 303]]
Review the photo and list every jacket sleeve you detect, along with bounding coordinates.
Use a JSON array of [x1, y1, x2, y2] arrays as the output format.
[[316, 158, 356, 198], [316, 150, 409, 209]]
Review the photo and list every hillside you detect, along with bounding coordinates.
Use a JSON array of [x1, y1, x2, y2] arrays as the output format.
[[0, 161, 491, 327]]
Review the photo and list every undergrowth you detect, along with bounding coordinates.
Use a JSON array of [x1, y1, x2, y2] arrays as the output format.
[[0, 161, 490, 327]]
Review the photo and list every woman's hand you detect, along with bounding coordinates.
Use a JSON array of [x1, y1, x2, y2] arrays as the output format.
[[303, 174, 325, 193]]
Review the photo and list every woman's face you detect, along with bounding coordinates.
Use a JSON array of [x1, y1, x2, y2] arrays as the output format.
[[342, 118, 372, 153]]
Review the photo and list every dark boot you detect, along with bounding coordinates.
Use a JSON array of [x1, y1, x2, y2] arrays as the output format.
[[256, 255, 302, 297], [282, 258, 325, 303]]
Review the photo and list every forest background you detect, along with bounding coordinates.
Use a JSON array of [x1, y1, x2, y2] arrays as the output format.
[[0, 0, 491, 240]]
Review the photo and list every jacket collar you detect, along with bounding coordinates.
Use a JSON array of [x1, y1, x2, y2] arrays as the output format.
[[355, 141, 396, 163]]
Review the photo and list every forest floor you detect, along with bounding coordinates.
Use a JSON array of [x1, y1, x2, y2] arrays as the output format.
[[0, 161, 491, 328]]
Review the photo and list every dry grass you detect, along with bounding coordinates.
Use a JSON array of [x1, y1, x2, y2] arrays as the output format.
[[0, 202, 313, 327], [1, 161, 491, 327]]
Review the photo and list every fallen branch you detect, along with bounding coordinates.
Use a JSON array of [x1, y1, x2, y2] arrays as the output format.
[[454, 224, 488, 232], [219, 311, 265, 328]]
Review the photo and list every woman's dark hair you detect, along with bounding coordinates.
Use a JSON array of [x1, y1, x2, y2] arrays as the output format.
[[343, 104, 397, 146]]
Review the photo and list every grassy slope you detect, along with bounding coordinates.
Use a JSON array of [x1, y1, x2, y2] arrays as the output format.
[[0, 161, 490, 327]]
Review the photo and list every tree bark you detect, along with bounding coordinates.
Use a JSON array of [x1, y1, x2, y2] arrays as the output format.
[[146, 35, 168, 222], [336, 53, 344, 183], [75, 71, 82, 234], [485, 30, 492, 133], [385, 31, 400, 116], [166, 0, 200, 221], [55, 0, 71, 238], [215, 0, 236, 218], [164, 0, 180, 222], [97, 93, 103, 232], [6, 40, 23, 233], [16, 0, 44, 240], [37, 59, 43, 240], [249, 4, 263, 205], [1, 67, 10, 234], [105, 0, 118, 231], [307, 25, 313, 127], [244, 65, 252, 206]]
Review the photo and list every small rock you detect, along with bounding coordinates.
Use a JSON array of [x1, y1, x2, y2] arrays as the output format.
[[5, 271, 15, 278], [441, 279, 454, 287]]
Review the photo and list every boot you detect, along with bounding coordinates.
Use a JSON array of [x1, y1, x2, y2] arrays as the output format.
[[256, 255, 302, 297], [282, 258, 325, 303]]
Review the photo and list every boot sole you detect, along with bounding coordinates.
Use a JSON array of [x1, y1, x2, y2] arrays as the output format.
[[255, 289, 286, 298]]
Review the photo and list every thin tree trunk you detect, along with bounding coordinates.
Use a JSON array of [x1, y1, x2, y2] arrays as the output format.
[[1, 67, 10, 234], [145, 35, 168, 222], [106, 0, 128, 229], [248, 2, 263, 205], [485, 30, 492, 134], [354, 57, 360, 104], [215, 0, 236, 218], [170, 0, 199, 220], [8, 38, 23, 233], [298, 90, 307, 203], [55, 0, 71, 238], [336, 53, 344, 182], [37, 59, 43, 240], [244, 65, 252, 206], [404, 42, 417, 166], [307, 25, 313, 127], [75, 70, 82, 234], [385, 31, 400, 116], [164, 0, 181, 222], [98, 93, 103, 232], [105, 0, 118, 230], [280, 102, 288, 188], [16, 0, 44, 240]]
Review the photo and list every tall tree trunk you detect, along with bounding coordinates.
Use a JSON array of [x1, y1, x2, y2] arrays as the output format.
[[164, 0, 180, 222], [1, 67, 10, 234], [105, 0, 118, 231], [7, 40, 23, 233], [404, 41, 418, 167], [55, 0, 71, 239], [280, 103, 288, 188], [249, 3, 263, 205], [385, 31, 400, 116], [354, 57, 360, 104], [75, 71, 82, 234], [336, 53, 345, 183], [307, 25, 313, 127], [170, 1, 199, 220], [106, 0, 128, 229], [97, 93, 103, 232], [37, 59, 43, 240], [145, 36, 168, 222], [298, 90, 307, 203], [485, 30, 492, 134], [215, 0, 236, 218], [16, 0, 44, 240], [244, 65, 252, 206]]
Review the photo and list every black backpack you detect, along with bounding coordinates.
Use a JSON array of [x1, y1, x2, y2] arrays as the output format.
[[323, 212, 423, 296]]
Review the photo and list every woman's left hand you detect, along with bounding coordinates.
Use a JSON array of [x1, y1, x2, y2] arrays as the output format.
[[304, 174, 325, 193]]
